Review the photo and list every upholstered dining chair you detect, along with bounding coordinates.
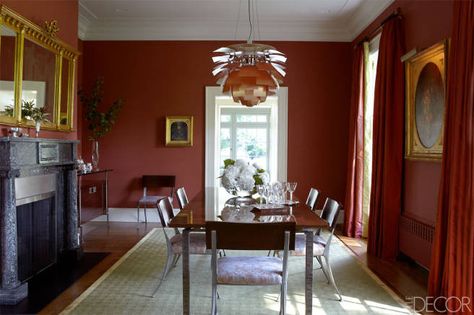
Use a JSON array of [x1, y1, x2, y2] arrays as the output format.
[[176, 186, 189, 209], [206, 221, 296, 315], [151, 197, 207, 296], [305, 187, 320, 211], [292, 197, 343, 301], [137, 175, 175, 223]]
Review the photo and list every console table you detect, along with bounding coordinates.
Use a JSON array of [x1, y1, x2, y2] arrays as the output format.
[[77, 169, 112, 224]]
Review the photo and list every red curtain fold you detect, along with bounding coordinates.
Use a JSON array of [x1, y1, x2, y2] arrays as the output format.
[[428, 1, 474, 314], [367, 17, 405, 259], [344, 45, 364, 238]]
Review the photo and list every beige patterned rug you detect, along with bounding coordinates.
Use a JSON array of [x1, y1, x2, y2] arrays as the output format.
[[61, 228, 414, 314]]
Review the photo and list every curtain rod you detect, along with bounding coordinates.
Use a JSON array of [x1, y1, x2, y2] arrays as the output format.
[[354, 8, 402, 48]]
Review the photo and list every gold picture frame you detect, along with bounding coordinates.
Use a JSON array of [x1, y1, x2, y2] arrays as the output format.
[[165, 116, 193, 147], [405, 41, 447, 160]]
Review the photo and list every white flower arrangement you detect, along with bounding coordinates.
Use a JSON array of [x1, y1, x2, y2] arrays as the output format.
[[221, 159, 270, 195]]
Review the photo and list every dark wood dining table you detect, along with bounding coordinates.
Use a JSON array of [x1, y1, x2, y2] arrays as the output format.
[[169, 188, 328, 315]]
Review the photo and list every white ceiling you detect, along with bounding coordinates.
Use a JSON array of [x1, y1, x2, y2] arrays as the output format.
[[79, 0, 394, 42]]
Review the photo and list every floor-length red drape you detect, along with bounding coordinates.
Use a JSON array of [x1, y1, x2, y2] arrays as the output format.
[[344, 45, 364, 238], [428, 2, 474, 313], [367, 16, 405, 259]]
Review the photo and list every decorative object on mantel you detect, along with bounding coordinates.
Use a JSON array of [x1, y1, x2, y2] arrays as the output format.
[[79, 77, 124, 169], [3, 100, 49, 137], [211, 0, 286, 107], [405, 40, 447, 160], [220, 158, 269, 198], [165, 116, 193, 147]]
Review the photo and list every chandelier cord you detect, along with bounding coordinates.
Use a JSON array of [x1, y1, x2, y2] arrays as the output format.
[[247, 0, 253, 43], [234, 0, 242, 40]]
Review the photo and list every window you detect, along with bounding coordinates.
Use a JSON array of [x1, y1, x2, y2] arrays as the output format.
[[362, 33, 380, 237]]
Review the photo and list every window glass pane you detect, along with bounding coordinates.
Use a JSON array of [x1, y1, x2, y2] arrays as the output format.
[[236, 114, 267, 123], [221, 114, 231, 123], [220, 128, 231, 162], [236, 128, 268, 170]]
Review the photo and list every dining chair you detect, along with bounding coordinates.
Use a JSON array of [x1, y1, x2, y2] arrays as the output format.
[[151, 197, 207, 296], [176, 186, 189, 209], [206, 221, 295, 315], [137, 175, 175, 223], [292, 197, 343, 301], [305, 187, 320, 210]]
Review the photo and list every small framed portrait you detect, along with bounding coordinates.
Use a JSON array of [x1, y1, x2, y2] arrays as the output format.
[[166, 116, 193, 147], [405, 41, 447, 160]]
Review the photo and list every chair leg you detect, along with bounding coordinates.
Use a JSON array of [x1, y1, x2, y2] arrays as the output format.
[[172, 254, 181, 267], [137, 204, 140, 223], [144, 204, 148, 223], [323, 255, 342, 301], [151, 252, 175, 297], [315, 256, 329, 282]]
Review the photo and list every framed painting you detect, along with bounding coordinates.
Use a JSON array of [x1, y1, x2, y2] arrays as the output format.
[[405, 41, 447, 160], [165, 116, 193, 147]]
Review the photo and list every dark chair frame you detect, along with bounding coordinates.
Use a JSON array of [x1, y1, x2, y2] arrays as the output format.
[[137, 175, 175, 223]]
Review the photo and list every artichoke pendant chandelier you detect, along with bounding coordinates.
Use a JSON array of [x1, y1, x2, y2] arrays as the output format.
[[211, 0, 287, 107]]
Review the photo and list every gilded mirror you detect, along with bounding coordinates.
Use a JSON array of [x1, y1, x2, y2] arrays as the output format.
[[0, 5, 79, 131], [0, 24, 17, 124]]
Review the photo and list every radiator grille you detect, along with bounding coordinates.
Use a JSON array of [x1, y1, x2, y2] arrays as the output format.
[[399, 215, 434, 243]]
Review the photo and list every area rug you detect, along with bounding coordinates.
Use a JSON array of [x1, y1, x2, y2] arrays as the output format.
[[61, 229, 414, 315]]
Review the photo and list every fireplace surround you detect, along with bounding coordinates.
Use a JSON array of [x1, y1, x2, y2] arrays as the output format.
[[0, 137, 80, 304]]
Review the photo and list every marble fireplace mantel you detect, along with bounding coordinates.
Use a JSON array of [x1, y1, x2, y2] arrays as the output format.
[[0, 137, 80, 304]]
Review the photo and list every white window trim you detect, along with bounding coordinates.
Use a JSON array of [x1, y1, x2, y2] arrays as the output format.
[[205, 86, 288, 188]]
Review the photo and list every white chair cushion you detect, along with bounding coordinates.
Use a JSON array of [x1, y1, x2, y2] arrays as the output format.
[[216, 256, 283, 285], [292, 233, 325, 256], [170, 232, 207, 255]]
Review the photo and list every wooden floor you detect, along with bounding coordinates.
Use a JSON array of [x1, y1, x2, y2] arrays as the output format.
[[38, 221, 429, 314]]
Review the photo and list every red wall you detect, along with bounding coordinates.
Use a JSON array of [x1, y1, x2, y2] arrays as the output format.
[[81, 41, 352, 208], [354, 0, 452, 264], [0, 0, 78, 140]]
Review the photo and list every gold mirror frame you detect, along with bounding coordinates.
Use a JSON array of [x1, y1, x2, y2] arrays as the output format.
[[0, 5, 79, 131]]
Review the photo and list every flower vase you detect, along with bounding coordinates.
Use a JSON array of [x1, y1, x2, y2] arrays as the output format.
[[35, 121, 41, 138], [91, 140, 99, 170]]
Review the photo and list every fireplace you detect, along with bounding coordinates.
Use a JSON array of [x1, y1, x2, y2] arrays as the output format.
[[0, 138, 80, 305]]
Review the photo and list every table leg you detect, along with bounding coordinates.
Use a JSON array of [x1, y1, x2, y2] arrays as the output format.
[[305, 230, 314, 315], [104, 171, 109, 222], [182, 228, 190, 315]]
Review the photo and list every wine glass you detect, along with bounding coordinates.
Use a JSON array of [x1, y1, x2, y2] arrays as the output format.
[[287, 182, 297, 202], [256, 185, 265, 205], [281, 181, 288, 201]]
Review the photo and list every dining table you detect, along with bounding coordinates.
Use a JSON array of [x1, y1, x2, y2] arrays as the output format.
[[169, 188, 328, 315]]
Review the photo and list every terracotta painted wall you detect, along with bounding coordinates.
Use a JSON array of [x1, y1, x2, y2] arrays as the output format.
[[0, 0, 78, 140], [81, 41, 352, 208], [354, 0, 452, 265]]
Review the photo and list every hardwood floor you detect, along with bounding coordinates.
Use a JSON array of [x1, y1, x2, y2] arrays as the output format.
[[38, 221, 429, 314], [39, 221, 161, 315]]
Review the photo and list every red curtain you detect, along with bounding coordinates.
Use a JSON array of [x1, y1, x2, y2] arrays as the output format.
[[367, 16, 405, 259], [428, 1, 474, 313], [344, 45, 364, 238]]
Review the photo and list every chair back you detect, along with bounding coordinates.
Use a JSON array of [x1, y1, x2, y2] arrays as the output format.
[[156, 197, 176, 227], [305, 188, 320, 210], [142, 175, 176, 197], [205, 222, 295, 251], [320, 198, 342, 231], [176, 187, 189, 209]]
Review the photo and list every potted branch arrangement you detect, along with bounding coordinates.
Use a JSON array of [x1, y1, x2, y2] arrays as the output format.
[[79, 77, 124, 170], [3, 100, 49, 137]]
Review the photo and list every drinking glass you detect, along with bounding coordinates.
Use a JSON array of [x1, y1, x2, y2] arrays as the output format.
[[287, 182, 297, 202], [256, 185, 265, 205], [281, 181, 288, 201]]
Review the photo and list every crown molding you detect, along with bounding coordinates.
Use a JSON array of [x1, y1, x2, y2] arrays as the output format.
[[78, 0, 394, 42]]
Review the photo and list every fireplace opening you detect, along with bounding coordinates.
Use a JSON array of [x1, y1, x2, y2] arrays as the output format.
[[15, 174, 57, 282]]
